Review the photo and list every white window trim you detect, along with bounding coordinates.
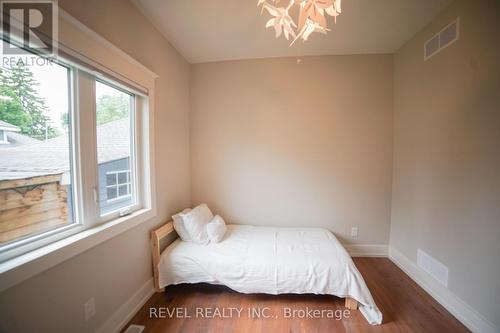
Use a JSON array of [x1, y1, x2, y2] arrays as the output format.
[[0, 9, 158, 292]]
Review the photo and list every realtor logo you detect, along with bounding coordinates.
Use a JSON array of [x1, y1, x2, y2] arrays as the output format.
[[0, 0, 58, 55]]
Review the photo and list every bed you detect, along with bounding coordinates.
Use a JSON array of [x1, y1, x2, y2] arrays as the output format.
[[151, 222, 383, 325]]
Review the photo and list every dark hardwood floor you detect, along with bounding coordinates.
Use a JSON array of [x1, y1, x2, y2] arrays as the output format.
[[123, 258, 469, 333]]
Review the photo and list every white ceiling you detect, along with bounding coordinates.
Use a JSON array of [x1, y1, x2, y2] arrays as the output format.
[[132, 0, 452, 64]]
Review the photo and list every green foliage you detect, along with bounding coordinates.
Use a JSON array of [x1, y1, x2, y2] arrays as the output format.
[[60, 112, 69, 131], [0, 60, 129, 141], [0, 60, 59, 140], [96, 93, 130, 125]]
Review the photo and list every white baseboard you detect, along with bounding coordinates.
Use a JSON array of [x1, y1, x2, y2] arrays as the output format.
[[389, 247, 498, 333], [96, 278, 155, 333], [346, 244, 388, 257]]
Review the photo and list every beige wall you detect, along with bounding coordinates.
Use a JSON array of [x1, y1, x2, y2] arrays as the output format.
[[391, 0, 500, 328], [191, 55, 393, 245], [0, 0, 191, 332]]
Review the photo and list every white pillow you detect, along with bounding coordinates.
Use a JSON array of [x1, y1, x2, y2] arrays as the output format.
[[172, 208, 192, 241], [178, 204, 213, 244], [206, 215, 227, 243]]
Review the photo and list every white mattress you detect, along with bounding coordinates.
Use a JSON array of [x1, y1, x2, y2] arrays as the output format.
[[158, 225, 382, 325]]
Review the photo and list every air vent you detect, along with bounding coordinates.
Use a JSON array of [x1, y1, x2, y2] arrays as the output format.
[[417, 249, 449, 287], [124, 324, 145, 333], [425, 35, 439, 59], [424, 18, 460, 60]]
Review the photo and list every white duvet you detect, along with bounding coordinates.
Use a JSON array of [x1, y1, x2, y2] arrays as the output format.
[[158, 225, 382, 325]]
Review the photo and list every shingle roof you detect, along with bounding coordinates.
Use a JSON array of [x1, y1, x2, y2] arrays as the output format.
[[0, 120, 20, 132], [3, 131, 40, 147], [0, 118, 130, 180]]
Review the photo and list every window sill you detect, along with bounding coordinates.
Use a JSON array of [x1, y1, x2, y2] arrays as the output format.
[[0, 207, 156, 292]]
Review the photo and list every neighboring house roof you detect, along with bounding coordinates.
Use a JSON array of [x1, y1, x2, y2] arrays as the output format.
[[0, 118, 130, 180], [3, 131, 40, 147], [0, 120, 20, 132]]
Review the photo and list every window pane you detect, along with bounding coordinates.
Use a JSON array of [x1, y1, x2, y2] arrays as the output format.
[[106, 173, 116, 186], [107, 187, 117, 200], [118, 185, 129, 197], [117, 172, 128, 185], [0, 54, 74, 244], [96, 81, 135, 214]]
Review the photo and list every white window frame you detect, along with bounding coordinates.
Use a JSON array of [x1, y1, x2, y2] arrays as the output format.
[[0, 62, 146, 257], [0, 9, 158, 292], [94, 77, 142, 220]]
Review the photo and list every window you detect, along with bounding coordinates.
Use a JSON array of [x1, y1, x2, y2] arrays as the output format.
[[105, 170, 131, 201], [0, 55, 75, 245], [0, 37, 151, 263], [95, 81, 136, 215]]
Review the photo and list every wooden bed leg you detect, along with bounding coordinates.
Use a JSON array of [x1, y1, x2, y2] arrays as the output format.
[[345, 297, 358, 310]]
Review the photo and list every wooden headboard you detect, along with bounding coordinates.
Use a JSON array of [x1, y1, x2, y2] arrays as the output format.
[[150, 221, 177, 292]]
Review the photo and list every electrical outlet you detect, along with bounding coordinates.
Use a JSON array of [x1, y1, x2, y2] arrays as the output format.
[[351, 227, 358, 238], [84, 297, 96, 321]]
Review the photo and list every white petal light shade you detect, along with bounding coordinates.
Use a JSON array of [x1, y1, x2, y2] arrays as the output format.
[[258, 0, 342, 45]]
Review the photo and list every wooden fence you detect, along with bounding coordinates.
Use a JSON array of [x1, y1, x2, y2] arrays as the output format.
[[0, 174, 69, 243]]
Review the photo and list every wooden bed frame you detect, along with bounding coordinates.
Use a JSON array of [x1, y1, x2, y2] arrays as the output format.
[[150, 221, 358, 310]]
